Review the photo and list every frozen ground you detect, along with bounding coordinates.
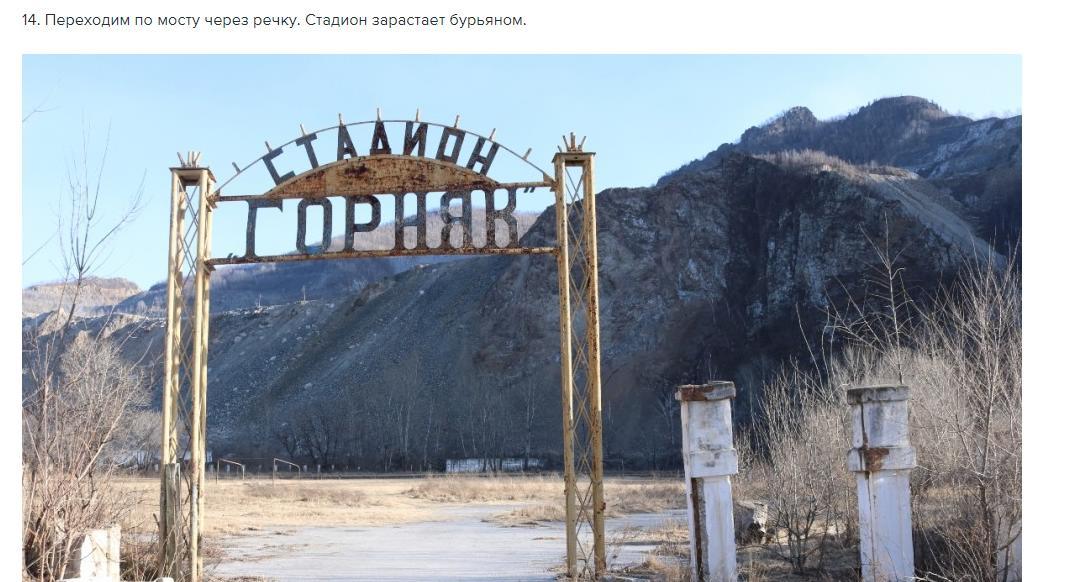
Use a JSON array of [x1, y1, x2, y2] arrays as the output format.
[[213, 505, 684, 581]]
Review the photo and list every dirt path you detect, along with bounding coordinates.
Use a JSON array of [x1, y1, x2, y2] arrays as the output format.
[[213, 505, 684, 581]]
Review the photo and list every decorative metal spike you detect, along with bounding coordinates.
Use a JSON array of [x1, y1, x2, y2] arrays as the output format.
[[454, 115, 461, 128], [264, 141, 273, 152], [177, 152, 186, 166], [338, 113, 344, 125], [562, 136, 570, 150], [488, 128, 497, 141], [232, 162, 241, 173], [299, 123, 307, 136], [523, 148, 532, 160], [376, 107, 382, 121], [415, 108, 421, 122], [579, 136, 587, 150]]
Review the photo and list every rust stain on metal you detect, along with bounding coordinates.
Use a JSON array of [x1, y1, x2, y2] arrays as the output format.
[[208, 245, 557, 266], [676, 381, 736, 402], [553, 149, 606, 578], [262, 156, 503, 199]]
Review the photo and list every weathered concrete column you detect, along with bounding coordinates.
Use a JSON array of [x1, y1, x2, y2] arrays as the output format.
[[676, 381, 738, 582], [66, 525, 121, 581], [846, 384, 916, 582], [995, 514, 1022, 582]]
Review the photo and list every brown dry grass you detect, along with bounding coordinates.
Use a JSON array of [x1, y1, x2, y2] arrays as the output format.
[[115, 477, 439, 537], [482, 478, 686, 526], [484, 504, 564, 527], [610, 520, 690, 580], [113, 474, 686, 541], [403, 474, 562, 503]]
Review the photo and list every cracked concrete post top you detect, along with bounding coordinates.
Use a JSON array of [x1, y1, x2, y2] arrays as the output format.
[[846, 384, 909, 404], [846, 383, 915, 473], [675, 380, 736, 402], [677, 381, 737, 478]]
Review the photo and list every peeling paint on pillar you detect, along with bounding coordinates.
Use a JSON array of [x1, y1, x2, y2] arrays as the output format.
[[676, 381, 738, 582], [846, 384, 916, 582]]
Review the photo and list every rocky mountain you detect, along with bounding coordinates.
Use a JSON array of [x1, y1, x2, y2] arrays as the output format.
[[22, 276, 141, 318], [664, 96, 1021, 252], [29, 97, 1019, 471]]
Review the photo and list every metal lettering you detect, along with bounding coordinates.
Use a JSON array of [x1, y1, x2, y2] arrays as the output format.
[[245, 199, 284, 258], [403, 122, 428, 157], [394, 192, 428, 251], [262, 146, 295, 185], [370, 121, 392, 155], [344, 195, 382, 251], [296, 199, 333, 254], [466, 137, 499, 175], [337, 124, 359, 160], [440, 191, 473, 249], [295, 133, 320, 169], [436, 127, 465, 164], [485, 188, 518, 247]]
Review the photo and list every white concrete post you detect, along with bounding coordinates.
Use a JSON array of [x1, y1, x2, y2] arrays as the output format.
[[846, 385, 916, 582], [67, 525, 121, 581], [676, 381, 738, 582], [995, 514, 1022, 582]]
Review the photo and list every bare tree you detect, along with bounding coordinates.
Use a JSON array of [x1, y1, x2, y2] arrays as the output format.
[[825, 234, 1021, 580], [854, 258, 1022, 580], [272, 421, 301, 461], [520, 378, 539, 471], [112, 409, 161, 469], [23, 332, 150, 580], [22, 127, 148, 581], [744, 366, 852, 573], [294, 402, 345, 467]]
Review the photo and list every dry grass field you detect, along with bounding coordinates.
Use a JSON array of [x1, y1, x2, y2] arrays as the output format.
[[110, 473, 870, 580], [114, 474, 685, 538]]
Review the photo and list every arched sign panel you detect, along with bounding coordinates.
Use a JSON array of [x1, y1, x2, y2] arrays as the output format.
[[208, 119, 557, 265], [160, 118, 605, 581]]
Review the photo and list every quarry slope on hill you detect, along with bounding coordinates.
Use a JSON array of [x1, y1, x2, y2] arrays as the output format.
[[27, 97, 1018, 469], [663, 96, 1021, 250]]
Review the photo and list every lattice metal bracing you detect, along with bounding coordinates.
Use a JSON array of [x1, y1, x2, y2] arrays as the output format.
[[160, 163, 214, 582], [554, 149, 606, 580]]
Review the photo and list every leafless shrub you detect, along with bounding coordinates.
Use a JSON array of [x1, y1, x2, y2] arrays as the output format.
[[22, 332, 151, 580], [855, 259, 1021, 581], [742, 219, 1019, 580], [758, 149, 913, 180], [827, 236, 1021, 580], [22, 127, 149, 581], [739, 366, 855, 574]]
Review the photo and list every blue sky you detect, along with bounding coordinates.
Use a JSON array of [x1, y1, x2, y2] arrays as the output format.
[[21, 55, 1021, 288]]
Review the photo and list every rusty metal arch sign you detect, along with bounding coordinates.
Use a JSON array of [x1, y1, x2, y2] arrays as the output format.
[[160, 116, 605, 581], [212, 117, 556, 264]]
